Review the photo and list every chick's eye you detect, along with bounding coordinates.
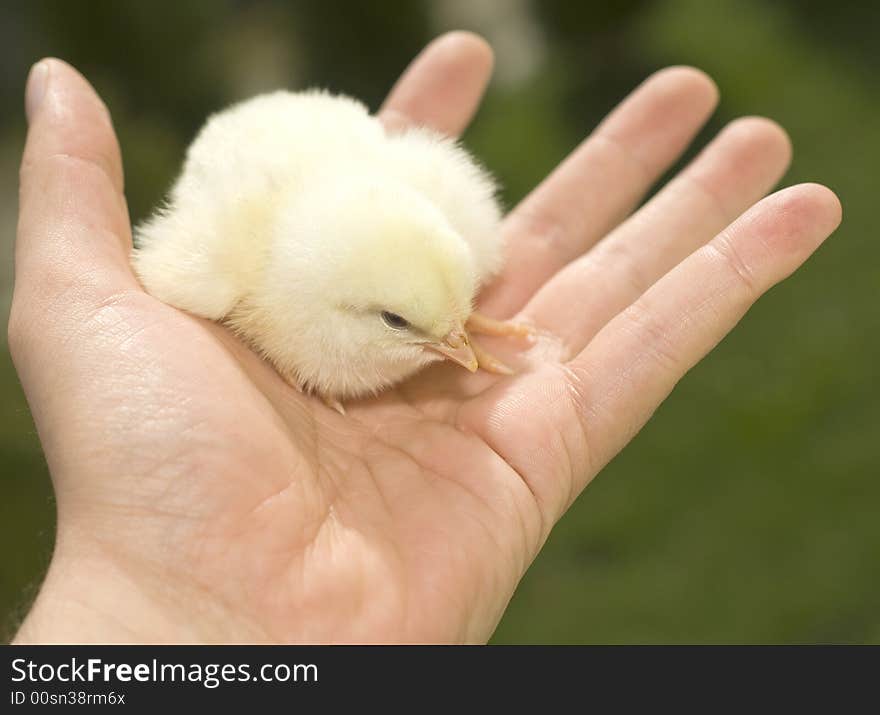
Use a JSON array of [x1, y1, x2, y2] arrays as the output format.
[[380, 311, 410, 330]]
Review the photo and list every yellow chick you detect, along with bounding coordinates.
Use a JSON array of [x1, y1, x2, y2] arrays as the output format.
[[132, 90, 528, 407]]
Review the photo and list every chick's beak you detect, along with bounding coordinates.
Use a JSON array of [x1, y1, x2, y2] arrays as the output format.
[[425, 326, 478, 372]]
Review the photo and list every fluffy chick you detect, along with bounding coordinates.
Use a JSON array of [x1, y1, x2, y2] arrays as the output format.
[[132, 90, 523, 403]]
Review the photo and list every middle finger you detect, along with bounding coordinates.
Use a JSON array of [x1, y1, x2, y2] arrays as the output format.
[[478, 66, 719, 317]]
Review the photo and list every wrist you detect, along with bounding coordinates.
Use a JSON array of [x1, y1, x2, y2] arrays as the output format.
[[13, 531, 202, 644]]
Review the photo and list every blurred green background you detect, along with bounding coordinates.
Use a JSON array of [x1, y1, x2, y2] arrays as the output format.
[[1, 0, 877, 643]]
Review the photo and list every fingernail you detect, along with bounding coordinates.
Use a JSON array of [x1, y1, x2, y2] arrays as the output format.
[[25, 60, 49, 122]]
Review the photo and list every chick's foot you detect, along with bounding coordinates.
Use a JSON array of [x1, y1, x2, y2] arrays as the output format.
[[321, 395, 347, 415], [466, 311, 534, 339], [465, 311, 535, 375], [469, 337, 515, 376]]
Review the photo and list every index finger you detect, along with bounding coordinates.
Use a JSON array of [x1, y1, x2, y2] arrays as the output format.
[[378, 31, 494, 137]]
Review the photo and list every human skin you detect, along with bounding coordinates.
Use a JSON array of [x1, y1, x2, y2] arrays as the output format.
[[9, 32, 841, 643]]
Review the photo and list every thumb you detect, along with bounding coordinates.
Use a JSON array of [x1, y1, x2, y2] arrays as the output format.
[[12, 58, 139, 350]]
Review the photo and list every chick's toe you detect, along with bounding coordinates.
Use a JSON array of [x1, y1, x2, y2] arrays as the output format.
[[466, 311, 534, 340]]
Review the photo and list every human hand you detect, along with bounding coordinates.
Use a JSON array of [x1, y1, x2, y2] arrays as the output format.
[[9, 33, 841, 643]]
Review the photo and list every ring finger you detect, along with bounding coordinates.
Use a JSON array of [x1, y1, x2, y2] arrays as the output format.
[[521, 116, 792, 356]]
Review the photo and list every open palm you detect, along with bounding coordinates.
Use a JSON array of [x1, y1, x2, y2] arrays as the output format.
[[10, 34, 840, 643]]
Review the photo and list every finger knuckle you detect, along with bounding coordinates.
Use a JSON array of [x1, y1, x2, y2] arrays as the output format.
[[622, 299, 681, 373], [708, 233, 758, 293], [509, 205, 569, 257]]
